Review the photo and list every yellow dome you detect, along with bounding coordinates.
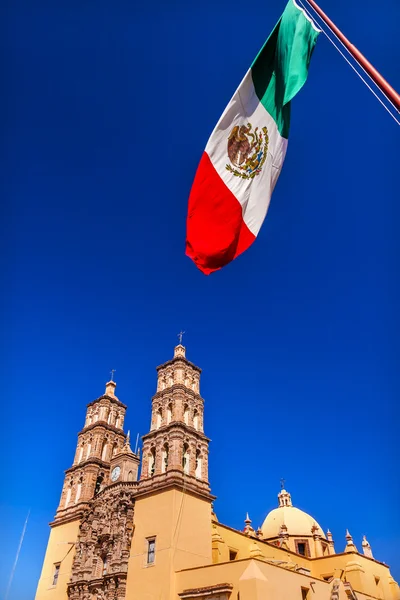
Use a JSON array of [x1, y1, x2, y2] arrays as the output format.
[[261, 505, 325, 539], [261, 490, 325, 540]]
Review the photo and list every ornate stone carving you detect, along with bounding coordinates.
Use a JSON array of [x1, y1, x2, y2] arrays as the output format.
[[68, 485, 136, 600]]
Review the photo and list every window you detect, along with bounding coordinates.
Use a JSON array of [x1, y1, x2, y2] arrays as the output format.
[[323, 576, 333, 582], [52, 563, 60, 586], [102, 556, 108, 576], [375, 576, 380, 586], [301, 588, 310, 600], [295, 540, 310, 557], [229, 549, 238, 561], [147, 538, 156, 565]]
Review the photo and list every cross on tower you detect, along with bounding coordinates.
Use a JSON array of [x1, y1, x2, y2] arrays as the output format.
[[110, 369, 116, 381], [280, 478, 286, 490], [177, 331, 185, 345]]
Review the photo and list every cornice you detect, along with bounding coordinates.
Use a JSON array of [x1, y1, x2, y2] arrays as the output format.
[[152, 384, 204, 402], [136, 470, 215, 503], [86, 395, 127, 409], [79, 421, 126, 436], [142, 422, 210, 443], [156, 357, 202, 374], [65, 458, 111, 474]]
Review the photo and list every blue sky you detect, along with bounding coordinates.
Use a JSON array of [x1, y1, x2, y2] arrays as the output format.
[[1, 0, 399, 597]]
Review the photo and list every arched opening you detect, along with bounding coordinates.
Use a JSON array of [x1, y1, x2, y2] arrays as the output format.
[[101, 440, 108, 461], [78, 443, 84, 463], [182, 444, 190, 475], [183, 405, 189, 426], [86, 439, 92, 459], [94, 473, 104, 495], [156, 408, 162, 429], [127, 470, 134, 482], [102, 555, 108, 576], [65, 480, 73, 508], [112, 441, 118, 456], [167, 403, 172, 424], [193, 410, 199, 431], [148, 448, 156, 477], [75, 476, 83, 503], [195, 450, 202, 479], [161, 444, 169, 473], [115, 414, 121, 428]]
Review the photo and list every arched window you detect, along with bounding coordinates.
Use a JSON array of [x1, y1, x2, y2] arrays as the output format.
[[127, 470, 134, 482], [161, 444, 169, 474], [195, 450, 202, 479], [148, 448, 156, 477], [115, 414, 121, 428], [87, 411, 92, 426], [183, 405, 189, 426], [167, 403, 172, 424], [182, 444, 190, 475], [156, 409, 162, 429], [193, 410, 199, 431], [112, 441, 118, 456]]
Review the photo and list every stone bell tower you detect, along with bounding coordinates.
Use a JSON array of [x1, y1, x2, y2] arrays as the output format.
[[54, 378, 127, 524], [139, 343, 211, 499]]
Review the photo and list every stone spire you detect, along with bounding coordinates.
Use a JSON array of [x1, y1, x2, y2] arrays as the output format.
[[244, 513, 255, 536], [327, 529, 336, 554], [362, 535, 373, 558], [278, 488, 292, 507], [345, 530, 358, 553]]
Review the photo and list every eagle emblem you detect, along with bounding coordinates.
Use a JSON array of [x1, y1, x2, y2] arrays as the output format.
[[226, 123, 269, 179]]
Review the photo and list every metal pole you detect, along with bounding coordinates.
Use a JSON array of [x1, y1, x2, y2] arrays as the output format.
[[304, 0, 400, 111]]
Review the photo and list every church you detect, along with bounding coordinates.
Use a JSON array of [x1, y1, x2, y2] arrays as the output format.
[[35, 343, 400, 600]]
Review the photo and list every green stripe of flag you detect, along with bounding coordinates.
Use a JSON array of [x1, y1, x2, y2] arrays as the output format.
[[251, 0, 320, 138]]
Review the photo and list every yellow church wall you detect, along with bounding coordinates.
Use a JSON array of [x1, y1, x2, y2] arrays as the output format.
[[211, 523, 398, 600], [310, 553, 399, 600], [176, 557, 349, 600], [126, 488, 212, 600], [214, 522, 311, 569], [35, 520, 80, 600]]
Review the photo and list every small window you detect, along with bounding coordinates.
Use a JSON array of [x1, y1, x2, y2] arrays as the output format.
[[295, 540, 310, 557], [301, 588, 310, 600], [147, 538, 156, 565], [375, 576, 380, 586], [52, 563, 60, 586], [229, 549, 238, 561], [323, 575, 333, 582]]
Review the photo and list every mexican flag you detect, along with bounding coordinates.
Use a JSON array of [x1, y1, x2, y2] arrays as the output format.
[[186, 0, 320, 274]]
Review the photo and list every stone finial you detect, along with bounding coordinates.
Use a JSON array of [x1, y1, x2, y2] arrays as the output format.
[[121, 431, 134, 454], [278, 523, 289, 550], [105, 380, 117, 397], [244, 513, 255, 535], [278, 488, 292, 507], [345, 530, 358, 553], [174, 344, 186, 358], [362, 535, 373, 559], [249, 540, 264, 559], [311, 523, 321, 536], [256, 526, 263, 539], [326, 529, 336, 554], [211, 523, 223, 543]]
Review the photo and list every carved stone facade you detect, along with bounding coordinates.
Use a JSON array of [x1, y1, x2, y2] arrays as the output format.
[[68, 483, 137, 600], [140, 344, 212, 500], [54, 381, 128, 525]]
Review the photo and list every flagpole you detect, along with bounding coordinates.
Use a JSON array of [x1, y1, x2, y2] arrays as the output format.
[[303, 0, 400, 111]]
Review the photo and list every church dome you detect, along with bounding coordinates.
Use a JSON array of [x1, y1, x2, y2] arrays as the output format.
[[261, 489, 325, 540]]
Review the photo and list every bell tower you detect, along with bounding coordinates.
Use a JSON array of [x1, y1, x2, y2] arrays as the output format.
[[54, 379, 127, 524], [139, 343, 211, 499]]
